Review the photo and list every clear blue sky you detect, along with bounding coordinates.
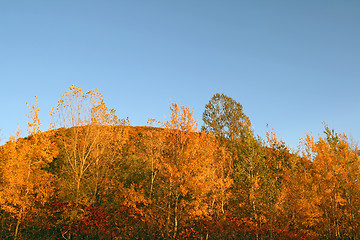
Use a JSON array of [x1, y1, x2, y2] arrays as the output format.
[[1, 1, 359, 149]]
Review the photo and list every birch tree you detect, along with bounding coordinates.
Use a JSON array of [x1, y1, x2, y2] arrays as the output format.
[[50, 85, 127, 205], [151, 103, 226, 238]]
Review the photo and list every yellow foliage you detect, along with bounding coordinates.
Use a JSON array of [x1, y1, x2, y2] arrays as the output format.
[[0, 98, 58, 238]]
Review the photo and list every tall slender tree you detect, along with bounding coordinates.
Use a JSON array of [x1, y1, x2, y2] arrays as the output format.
[[302, 126, 360, 238], [203, 93, 255, 217], [148, 103, 226, 238], [50, 85, 127, 205], [0, 97, 58, 239]]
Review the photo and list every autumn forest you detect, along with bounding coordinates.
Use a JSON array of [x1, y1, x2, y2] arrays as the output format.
[[1, 85, 359, 240]]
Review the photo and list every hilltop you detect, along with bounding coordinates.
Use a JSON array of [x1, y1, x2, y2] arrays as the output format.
[[0, 86, 359, 240]]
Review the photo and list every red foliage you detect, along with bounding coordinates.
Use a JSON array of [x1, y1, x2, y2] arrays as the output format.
[[178, 227, 203, 239], [48, 201, 115, 239]]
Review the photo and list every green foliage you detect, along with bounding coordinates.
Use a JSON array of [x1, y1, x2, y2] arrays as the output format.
[[202, 93, 251, 141]]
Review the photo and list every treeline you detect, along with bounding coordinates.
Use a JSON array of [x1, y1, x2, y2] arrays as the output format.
[[0, 86, 359, 239]]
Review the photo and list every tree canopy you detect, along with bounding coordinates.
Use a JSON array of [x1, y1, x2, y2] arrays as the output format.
[[0, 86, 358, 239], [202, 93, 251, 141]]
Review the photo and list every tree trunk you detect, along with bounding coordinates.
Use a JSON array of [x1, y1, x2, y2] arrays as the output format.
[[173, 194, 179, 239], [14, 209, 22, 240]]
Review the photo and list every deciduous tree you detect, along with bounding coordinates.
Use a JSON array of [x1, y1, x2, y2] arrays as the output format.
[[0, 97, 58, 239], [302, 126, 360, 238], [50, 85, 127, 205], [202, 93, 251, 141], [151, 103, 227, 238]]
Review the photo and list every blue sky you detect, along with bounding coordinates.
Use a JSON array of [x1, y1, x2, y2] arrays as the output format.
[[1, 1, 359, 149]]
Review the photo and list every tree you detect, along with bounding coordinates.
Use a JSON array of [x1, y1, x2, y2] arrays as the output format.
[[301, 125, 360, 238], [50, 85, 127, 205], [231, 133, 264, 221], [49, 85, 128, 238], [203, 93, 256, 219], [151, 103, 226, 238], [202, 93, 251, 141], [261, 130, 292, 238], [0, 97, 58, 239]]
